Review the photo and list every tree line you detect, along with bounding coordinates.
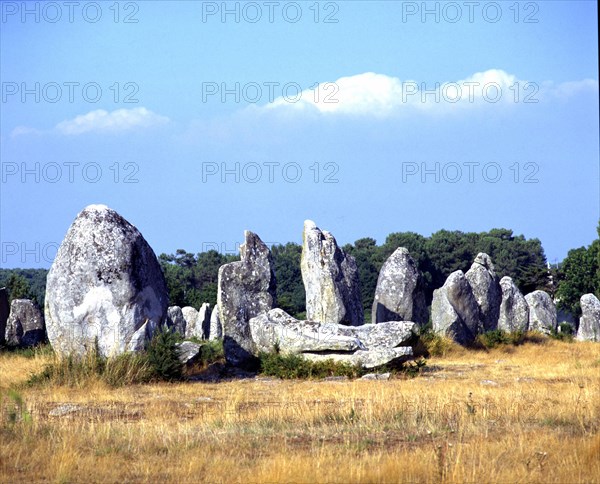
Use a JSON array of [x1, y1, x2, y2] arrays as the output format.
[[1, 226, 598, 322]]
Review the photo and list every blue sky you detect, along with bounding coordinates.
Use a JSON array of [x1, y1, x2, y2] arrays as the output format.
[[1, 0, 598, 268]]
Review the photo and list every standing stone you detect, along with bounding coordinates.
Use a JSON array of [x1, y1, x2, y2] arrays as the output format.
[[0, 288, 9, 346], [167, 306, 186, 335], [45, 204, 169, 357], [209, 305, 222, 340], [372, 247, 427, 326], [182, 306, 200, 339], [577, 293, 600, 341], [5, 299, 46, 347], [497, 277, 529, 332], [432, 270, 482, 345], [198, 303, 211, 339], [525, 290, 557, 335], [218, 231, 276, 366], [465, 253, 501, 331], [301, 220, 363, 326]]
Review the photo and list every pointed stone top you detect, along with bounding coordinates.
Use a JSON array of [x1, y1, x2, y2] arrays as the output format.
[[304, 220, 317, 230], [445, 270, 466, 285], [474, 253, 495, 272], [83, 204, 110, 213], [581, 293, 600, 305]]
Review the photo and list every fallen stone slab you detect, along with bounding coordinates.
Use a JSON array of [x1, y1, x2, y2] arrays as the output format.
[[301, 346, 413, 369]]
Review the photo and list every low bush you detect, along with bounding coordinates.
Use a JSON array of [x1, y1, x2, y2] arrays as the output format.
[[258, 352, 364, 379], [196, 339, 225, 366], [550, 322, 575, 342], [146, 328, 183, 382], [417, 331, 457, 357]]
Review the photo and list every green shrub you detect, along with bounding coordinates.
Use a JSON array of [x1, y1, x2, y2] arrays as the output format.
[[2, 389, 32, 425], [475, 329, 531, 349], [476, 329, 511, 348], [146, 328, 184, 382], [417, 331, 455, 357], [550, 323, 575, 342], [258, 352, 364, 379], [196, 339, 224, 366]]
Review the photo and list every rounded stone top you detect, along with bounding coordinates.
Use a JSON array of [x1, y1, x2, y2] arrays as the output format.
[[474, 252, 494, 270], [83, 204, 110, 212], [581, 293, 600, 305]]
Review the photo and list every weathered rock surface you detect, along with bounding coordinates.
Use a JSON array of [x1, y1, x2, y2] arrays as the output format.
[[302, 347, 413, 369], [250, 309, 364, 354], [577, 293, 600, 341], [209, 305, 222, 340], [218, 231, 276, 366], [250, 309, 417, 355], [372, 247, 428, 326], [249, 308, 416, 369], [176, 341, 201, 366], [361, 372, 391, 380], [45, 204, 169, 357], [432, 270, 481, 345], [465, 253, 501, 331], [497, 276, 529, 332], [167, 306, 186, 335], [0, 287, 8, 345], [525, 290, 557, 335], [5, 299, 45, 347], [182, 307, 199, 339], [301, 220, 363, 326]]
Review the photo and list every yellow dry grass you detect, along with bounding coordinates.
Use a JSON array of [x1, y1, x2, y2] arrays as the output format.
[[1, 339, 599, 483]]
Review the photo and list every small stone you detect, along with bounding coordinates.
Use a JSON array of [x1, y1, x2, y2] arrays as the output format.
[[371, 247, 428, 326], [525, 291, 557, 335], [209, 305, 222, 340], [431, 271, 482, 345], [466, 253, 501, 331], [361, 372, 391, 380], [577, 293, 600, 341], [176, 341, 201, 366], [498, 277, 529, 332], [49, 404, 81, 417], [5, 299, 45, 347], [182, 307, 199, 339], [167, 306, 186, 336]]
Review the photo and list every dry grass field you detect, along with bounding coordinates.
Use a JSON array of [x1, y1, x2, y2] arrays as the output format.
[[1, 339, 599, 483]]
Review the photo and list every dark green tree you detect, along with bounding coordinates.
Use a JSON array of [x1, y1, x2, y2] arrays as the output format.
[[5, 273, 33, 302], [555, 241, 600, 316], [343, 238, 379, 317], [271, 243, 305, 317]]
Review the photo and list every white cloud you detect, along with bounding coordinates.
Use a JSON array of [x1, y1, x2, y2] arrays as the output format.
[[545, 78, 599, 98], [55, 107, 169, 135], [265, 70, 597, 117], [10, 126, 43, 138]]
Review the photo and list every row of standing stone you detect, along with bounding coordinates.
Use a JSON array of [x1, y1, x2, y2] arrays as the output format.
[[5, 205, 596, 360]]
